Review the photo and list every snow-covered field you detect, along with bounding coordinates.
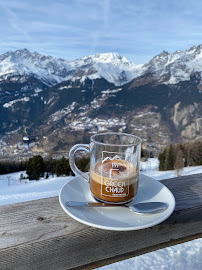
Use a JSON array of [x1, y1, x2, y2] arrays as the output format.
[[0, 159, 202, 269], [0, 172, 73, 205], [141, 158, 202, 180]]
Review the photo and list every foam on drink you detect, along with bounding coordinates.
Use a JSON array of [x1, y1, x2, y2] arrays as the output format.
[[90, 159, 139, 203]]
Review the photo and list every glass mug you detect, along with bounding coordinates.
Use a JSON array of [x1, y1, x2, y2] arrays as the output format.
[[69, 132, 142, 204]]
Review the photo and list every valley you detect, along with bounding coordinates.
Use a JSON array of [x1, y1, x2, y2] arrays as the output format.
[[1, 46, 202, 159]]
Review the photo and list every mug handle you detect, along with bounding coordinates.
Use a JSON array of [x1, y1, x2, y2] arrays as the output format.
[[69, 144, 90, 182]]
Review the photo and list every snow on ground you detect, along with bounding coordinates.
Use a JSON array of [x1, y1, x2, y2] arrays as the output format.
[[0, 171, 73, 205], [143, 165, 202, 180], [98, 237, 202, 270], [0, 160, 202, 269], [141, 158, 202, 180], [3, 97, 30, 108], [140, 158, 160, 171]]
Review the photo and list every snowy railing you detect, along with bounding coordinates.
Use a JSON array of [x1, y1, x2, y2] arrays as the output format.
[[0, 173, 202, 270]]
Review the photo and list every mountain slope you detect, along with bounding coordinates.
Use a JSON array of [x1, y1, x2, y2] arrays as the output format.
[[1, 45, 202, 157], [1, 45, 202, 89], [0, 49, 140, 87], [18, 74, 202, 154]]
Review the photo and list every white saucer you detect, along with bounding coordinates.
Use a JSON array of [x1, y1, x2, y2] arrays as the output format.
[[59, 175, 175, 231]]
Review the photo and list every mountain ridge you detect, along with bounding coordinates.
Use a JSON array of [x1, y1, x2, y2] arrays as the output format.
[[1, 44, 202, 88], [1, 44, 202, 158], [0, 49, 140, 87]]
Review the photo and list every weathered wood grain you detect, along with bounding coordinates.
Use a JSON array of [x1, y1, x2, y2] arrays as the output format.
[[162, 173, 202, 211], [0, 197, 88, 249], [0, 173, 202, 270]]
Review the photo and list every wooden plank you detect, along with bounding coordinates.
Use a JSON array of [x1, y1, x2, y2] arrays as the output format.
[[0, 174, 202, 270], [161, 173, 202, 211], [0, 197, 88, 249]]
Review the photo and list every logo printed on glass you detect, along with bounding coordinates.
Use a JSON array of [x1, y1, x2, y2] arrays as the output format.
[[101, 151, 130, 197]]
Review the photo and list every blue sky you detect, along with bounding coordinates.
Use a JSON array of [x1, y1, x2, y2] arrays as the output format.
[[0, 0, 202, 64]]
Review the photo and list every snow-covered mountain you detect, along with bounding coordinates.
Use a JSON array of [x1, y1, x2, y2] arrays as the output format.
[[1, 45, 202, 88], [0, 49, 141, 86], [144, 45, 202, 84], [1, 44, 202, 157]]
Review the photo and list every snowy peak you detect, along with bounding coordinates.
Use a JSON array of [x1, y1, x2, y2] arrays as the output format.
[[0, 49, 72, 86], [0, 49, 139, 86], [1, 44, 202, 87], [143, 44, 202, 84], [70, 52, 141, 86], [81, 52, 134, 65]]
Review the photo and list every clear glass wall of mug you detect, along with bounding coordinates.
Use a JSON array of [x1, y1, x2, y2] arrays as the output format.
[[69, 133, 142, 204]]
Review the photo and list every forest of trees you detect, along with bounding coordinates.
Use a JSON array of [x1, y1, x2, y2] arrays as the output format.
[[2, 139, 202, 177], [0, 155, 90, 180], [26, 155, 90, 180], [0, 160, 27, 175], [158, 139, 202, 172]]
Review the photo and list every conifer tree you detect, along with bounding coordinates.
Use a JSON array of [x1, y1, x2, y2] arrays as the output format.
[[167, 144, 175, 170], [55, 156, 70, 176], [158, 149, 166, 171], [26, 155, 45, 180]]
